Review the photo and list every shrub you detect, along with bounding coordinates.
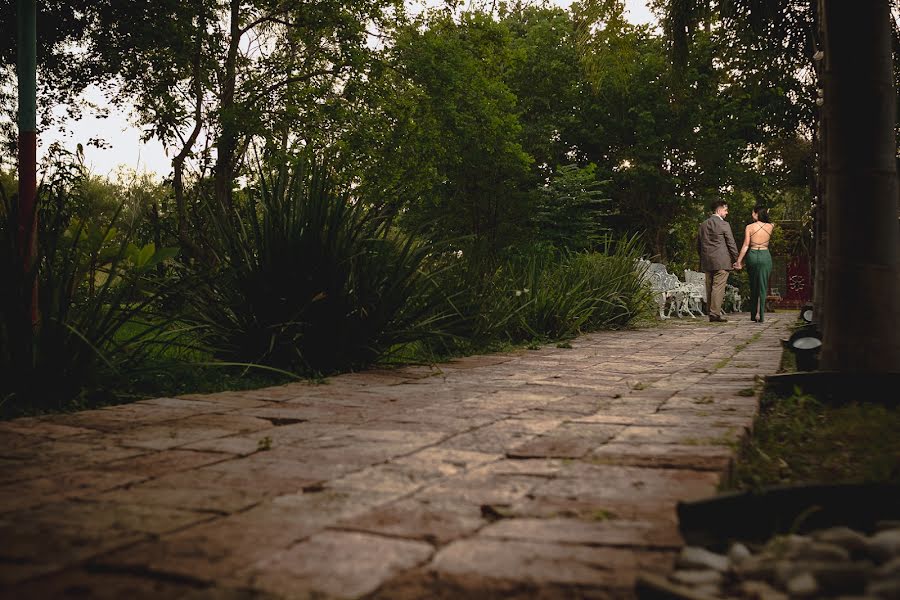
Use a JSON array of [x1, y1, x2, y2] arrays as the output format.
[[428, 234, 655, 350], [0, 176, 185, 416], [188, 153, 448, 375]]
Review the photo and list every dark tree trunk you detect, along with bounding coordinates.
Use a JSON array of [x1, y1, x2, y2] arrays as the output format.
[[173, 23, 206, 262], [214, 0, 241, 213], [818, 0, 900, 372]]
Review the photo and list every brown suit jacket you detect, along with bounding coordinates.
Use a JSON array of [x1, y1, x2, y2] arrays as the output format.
[[697, 215, 738, 272]]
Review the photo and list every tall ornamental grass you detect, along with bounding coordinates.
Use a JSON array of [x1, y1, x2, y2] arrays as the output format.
[[0, 179, 186, 416], [188, 154, 448, 375], [431, 234, 655, 349]]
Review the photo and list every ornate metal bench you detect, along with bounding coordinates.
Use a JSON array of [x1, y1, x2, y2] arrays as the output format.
[[636, 260, 682, 319]]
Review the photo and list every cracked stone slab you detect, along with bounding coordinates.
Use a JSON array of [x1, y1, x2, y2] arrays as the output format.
[[334, 497, 485, 544], [7, 499, 215, 537], [0, 468, 148, 513], [430, 538, 658, 589], [92, 509, 318, 583], [478, 517, 684, 549], [589, 442, 735, 471], [239, 530, 434, 598], [0, 568, 274, 599], [610, 424, 743, 446]]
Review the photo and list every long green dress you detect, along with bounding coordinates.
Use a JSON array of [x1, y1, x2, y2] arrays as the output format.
[[746, 248, 772, 321]]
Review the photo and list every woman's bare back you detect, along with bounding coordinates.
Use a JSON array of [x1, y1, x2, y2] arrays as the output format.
[[747, 222, 773, 249]]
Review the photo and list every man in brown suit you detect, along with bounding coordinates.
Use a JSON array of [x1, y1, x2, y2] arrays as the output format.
[[697, 200, 739, 322]]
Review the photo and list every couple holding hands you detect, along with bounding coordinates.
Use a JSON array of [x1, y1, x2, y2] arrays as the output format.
[[697, 200, 774, 323]]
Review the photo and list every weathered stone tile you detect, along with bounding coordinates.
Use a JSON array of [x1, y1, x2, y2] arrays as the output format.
[[376, 570, 571, 598], [475, 458, 567, 478], [91, 465, 305, 514], [526, 464, 720, 520], [102, 449, 230, 479], [94, 513, 306, 583], [325, 427, 446, 446], [185, 422, 349, 456], [430, 538, 640, 588], [414, 471, 545, 506], [543, 395, 618, 415], [0, 468, 147, 513], [175, 393, 273, 409], [1, 569, 272, 600], [0, 419, 96, 440], [180, 436, 263, 456], [335, 497, 485, 544], [393, 447, 500, 475], [0, 438, 146, 464], [44, 406, 201, 432], [236, 404, 377, 425], [0, 560, 62, 586], [569, 413, 753, 429], [589, 443, 734, 471], [506, 435, 598, 459], [240, 531, 433, 598], [267, 487, 398, 521], [0, 518, 147, 565], [507, 424, 624, 459], [380, 410, 495, 432], [109, 424, 240, 451], [479, 517, 683, 549], [328, 463, 440, 494], [136, 397, 231, 412], [13, 499, 215, 536], [440, 421, 547, 453], [277, 438, 424, 466], [610, 424, 742, 446]]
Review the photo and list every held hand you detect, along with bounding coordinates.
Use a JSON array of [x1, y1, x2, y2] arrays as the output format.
[[733, 262, 742, 270]]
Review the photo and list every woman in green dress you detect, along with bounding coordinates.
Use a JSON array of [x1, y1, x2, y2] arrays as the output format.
[[733, 206, 774, 322]]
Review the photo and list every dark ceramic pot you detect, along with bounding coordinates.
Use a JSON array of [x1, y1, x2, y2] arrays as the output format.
[[676, 482, 900, 552]]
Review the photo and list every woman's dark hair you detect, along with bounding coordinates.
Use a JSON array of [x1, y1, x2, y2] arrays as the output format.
[[753, 205, 771, 223]]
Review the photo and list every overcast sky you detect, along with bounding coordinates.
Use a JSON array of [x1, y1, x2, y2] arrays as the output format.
[[41, 0, 656, 180]]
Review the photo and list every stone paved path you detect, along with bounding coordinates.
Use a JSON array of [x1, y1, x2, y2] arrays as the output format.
[[0, 314, 792, 600]]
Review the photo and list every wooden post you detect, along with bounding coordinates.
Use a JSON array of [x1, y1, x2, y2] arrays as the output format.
[[17, 0, 37, 325]]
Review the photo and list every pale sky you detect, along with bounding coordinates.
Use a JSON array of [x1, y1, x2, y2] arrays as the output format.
[[41, 0, 656, 180]]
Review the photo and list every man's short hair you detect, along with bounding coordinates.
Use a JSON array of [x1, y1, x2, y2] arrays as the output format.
[[710, 200, 728, 212]]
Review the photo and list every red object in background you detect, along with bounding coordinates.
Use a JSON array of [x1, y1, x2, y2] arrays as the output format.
[[783, 255, 812, 308]]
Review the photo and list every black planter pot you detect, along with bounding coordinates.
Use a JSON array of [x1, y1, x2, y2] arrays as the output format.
[[676, 482, 900, 552]]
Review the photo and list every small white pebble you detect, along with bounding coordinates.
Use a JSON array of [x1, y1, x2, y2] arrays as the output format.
[[670, 569, 724, 586], [728, 542, 752, 564], [677, 545, 731, 572], [869, 529, 900, 562], [786, 572, 819, 597], [813, 526, 870, 555]]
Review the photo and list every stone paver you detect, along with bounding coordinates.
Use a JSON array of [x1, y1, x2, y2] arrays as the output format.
[[0, 314, 791, 599]]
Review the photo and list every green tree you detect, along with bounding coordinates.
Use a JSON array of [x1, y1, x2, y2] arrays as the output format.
[[502, 3, 583, 179], [534, 163, 611, 251], [386, 9, 534, 259]]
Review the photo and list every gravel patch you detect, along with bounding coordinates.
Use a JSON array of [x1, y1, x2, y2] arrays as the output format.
[[639, 521, 900, 599]]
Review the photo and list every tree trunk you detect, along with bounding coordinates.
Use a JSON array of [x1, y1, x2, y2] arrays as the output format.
[[818, 0, 900, 372], [172, 21, 206, 262], [214, 0, 241, 213]]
